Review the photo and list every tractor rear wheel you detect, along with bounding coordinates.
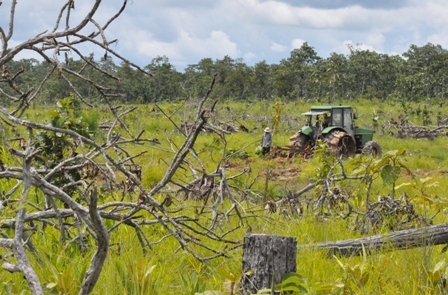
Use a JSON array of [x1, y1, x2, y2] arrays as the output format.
[[288, 133, 311, 157], [323, 130, 356, 157], [362, 141, 382, 157]]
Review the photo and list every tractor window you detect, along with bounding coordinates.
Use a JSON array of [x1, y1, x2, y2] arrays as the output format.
[[332, 109, 342, 126], [343, 110, 352, 128]]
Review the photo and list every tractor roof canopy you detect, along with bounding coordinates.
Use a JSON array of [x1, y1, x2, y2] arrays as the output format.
[[310, 106, 352, 111], [310, 106, 351, 110], [304, 106, 353, 116], [302, 110, 329, 116]]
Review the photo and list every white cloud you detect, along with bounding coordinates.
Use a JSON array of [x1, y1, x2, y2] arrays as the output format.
[[291, 38, 305, 50], [271, 42, 286, 52], [235, 1, 394, 29], [344, 40, 377, 51], [244, 52, 256, 61], [5, 0, 448, 70], [366, 33, 386, 46], [121, 29, 239, 64], [339, 40, 379, 55], [427, 33, 448, 49]]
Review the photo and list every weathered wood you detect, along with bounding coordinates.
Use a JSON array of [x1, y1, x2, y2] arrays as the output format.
[[387, 122, 448, 139], [300, 223, 448, 257], [241, 234, 297, 294]]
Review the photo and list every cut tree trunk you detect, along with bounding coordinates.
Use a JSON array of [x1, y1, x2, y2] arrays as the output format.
[[241, 234, 297, 294], [299, 223, 448, 257]]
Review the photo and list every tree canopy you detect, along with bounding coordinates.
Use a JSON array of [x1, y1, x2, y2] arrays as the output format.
[[4, 42, 448, 105]]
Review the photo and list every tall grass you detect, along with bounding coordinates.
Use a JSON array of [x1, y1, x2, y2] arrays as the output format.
[[2, 99, 448, 294]]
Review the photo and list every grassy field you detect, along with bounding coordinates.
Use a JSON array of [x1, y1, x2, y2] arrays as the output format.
[[2, 98, 448, 294]]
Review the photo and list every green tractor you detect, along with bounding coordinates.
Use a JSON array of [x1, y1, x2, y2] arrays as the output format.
[[288, 106, 382, 158]]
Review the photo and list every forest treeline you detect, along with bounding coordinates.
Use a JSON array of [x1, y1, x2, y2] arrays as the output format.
[[3, 42, 448, 105]]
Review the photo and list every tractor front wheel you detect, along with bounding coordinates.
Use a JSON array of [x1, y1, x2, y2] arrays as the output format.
[[362, 141, 382, 157]]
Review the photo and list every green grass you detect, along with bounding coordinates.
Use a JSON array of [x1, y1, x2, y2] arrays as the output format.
[[2, 98, 448, 294]]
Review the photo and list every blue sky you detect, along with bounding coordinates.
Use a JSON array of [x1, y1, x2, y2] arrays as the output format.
[[3, 0, 448, 71]]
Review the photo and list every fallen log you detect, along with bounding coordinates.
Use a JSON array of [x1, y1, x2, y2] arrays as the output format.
[[299, 222, 448, 257], [388, 123, 448, 139]]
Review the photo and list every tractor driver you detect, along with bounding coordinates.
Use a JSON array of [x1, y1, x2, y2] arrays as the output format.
[[323, 113, 331, 128]]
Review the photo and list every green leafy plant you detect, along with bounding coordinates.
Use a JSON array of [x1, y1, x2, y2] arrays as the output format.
[[426, 259, 447, 286], [180, 273, 207, 295], [115, 258, 157, 295], [271, 98, 283, 133], [271, 272, 343, 294], [32, 97, 95, 197], [334, 248, 371, 293], [195, 291, 226, 295], [352, 148, 410, 203], [24, 228, 89, 295]]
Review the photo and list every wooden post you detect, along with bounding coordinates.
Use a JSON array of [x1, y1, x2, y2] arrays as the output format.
[[241, 234, 297, 294]]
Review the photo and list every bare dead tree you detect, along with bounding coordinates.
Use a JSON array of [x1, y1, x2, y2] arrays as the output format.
[[0, 2, 249, 294]]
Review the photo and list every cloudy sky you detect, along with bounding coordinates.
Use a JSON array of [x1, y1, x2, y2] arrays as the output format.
[[3, 0, 448, 71]]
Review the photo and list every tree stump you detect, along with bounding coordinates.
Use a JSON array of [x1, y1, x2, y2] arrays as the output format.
[[241, 234, 297, 294]]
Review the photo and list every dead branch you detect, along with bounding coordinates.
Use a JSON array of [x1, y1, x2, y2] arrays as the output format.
[[385, 120, 448, 139], [0, 2, 249, 294], [79, 188, 109, 295], [301, 222, 448, 257]]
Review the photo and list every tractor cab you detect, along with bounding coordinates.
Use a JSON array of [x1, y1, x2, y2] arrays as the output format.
[[300, 106, 356, 139], [308, 106, 355, 135]]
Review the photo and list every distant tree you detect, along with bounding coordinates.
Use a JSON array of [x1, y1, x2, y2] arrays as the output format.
[[271, 61, 295, 99], [402, 43, 448, 100], [376, 53, 405, 100], [183, 62, 213, 99], [144, 55, 183, 102], [289, 42, 321, 99], [252, 60, 273, 100], [321, 53, 348, 102], [117, 61, 150, 102], [196, 57, 215, 76], [6, 34, 448, 105], [346, 45, 381, 98], [225, 60, 254, 100]]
